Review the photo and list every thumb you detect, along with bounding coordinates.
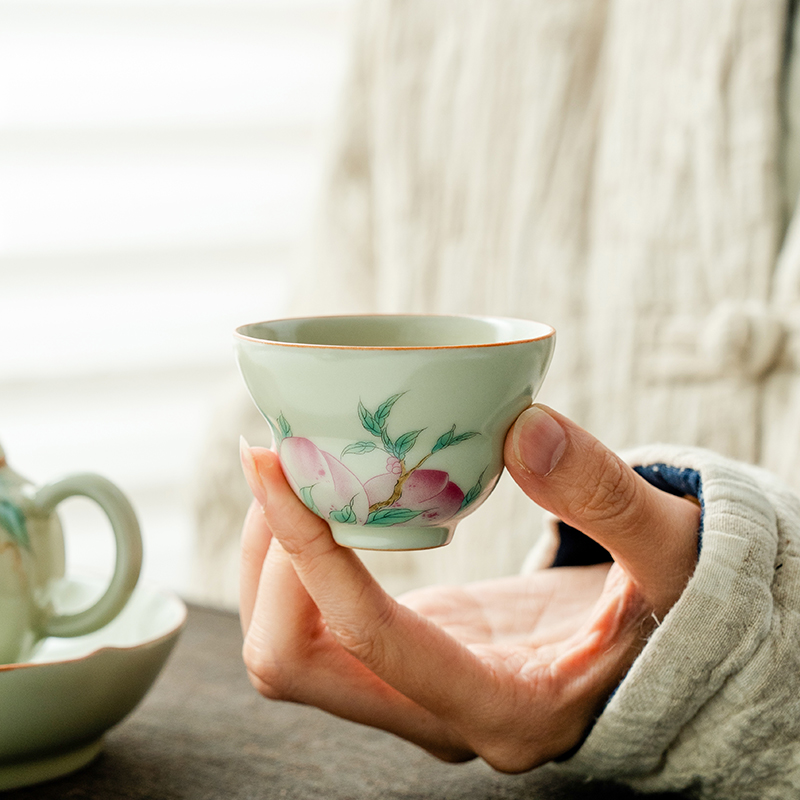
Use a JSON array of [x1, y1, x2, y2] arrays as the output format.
[[504, 405, 700, 613]]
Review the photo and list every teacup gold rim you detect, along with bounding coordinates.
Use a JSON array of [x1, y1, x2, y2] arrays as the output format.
[[234, 313, 556, 351], [0, 592, 187, 673]]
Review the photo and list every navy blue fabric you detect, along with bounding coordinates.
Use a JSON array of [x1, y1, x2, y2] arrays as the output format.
[[551, 524, 612, 567], [550, 464, 704, 568]]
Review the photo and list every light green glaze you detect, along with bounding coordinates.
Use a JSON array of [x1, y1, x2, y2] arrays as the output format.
[[329, 522, 453, 550], [235, 315, 555, 551], [0, 579, 186, 790], [0, 444, 143, 664], [0, 739, 103, 791]]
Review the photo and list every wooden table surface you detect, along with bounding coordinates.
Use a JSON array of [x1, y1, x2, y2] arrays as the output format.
[[3, 604, 686, 799]]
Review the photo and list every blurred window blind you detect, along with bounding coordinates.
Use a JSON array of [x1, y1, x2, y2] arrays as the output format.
[[0, 0, 353, 595]]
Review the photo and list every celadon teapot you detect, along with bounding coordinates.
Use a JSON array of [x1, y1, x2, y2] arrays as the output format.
[[0, 441, 143, 664]]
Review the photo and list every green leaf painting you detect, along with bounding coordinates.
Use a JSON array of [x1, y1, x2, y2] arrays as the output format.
[[393, 429, 424, 460], [278, 414, 292, 440], [366, 507, 423, 526], [299, 485, 319, 515], [330, 500, 358, 525], [432, 425, 456, 453], [460, 469, 487, 511], [358, 402, 382, 437], [380, 428, 395, 456], [432, 425, 478, 453], [374, 393, 404, 429], [0, 499, 29, 549], [341, 441, 378, 458]]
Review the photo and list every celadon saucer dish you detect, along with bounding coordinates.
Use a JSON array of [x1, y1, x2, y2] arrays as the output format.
[[235, 314, 555, 551], [0, 578, 186, 791]]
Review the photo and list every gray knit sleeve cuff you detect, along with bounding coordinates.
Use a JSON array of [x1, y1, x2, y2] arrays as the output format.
[[548, 444, 800, 798]]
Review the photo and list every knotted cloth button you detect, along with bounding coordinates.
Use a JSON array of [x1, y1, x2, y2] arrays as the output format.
[[700, 301, 785, 379]]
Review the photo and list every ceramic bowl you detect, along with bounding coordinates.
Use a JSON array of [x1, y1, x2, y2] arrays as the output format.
[[235, 314, 555, 550], [0, 578, 186, 791]]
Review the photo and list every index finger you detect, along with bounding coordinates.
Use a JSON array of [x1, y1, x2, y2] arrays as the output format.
[[252, 448, 493, 727]]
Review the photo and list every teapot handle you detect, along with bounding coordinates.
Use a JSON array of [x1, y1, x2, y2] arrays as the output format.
[[33, 474, 143, 638]]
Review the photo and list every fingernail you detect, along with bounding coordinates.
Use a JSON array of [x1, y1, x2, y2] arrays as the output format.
[[512, 405, 567, 476], [240, 435, 269, 507]]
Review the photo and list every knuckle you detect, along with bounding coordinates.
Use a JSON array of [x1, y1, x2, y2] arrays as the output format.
[[569, 443, 642, 526], [473, 736, 544, 774], [473, 727, 584, 774], [291, 534, 340, 582], [328, 624, 381, 666], [460, 700, 544, 773], [245, 668, 287, 702], [242, 639, 295, 702], [328, 595, 398, 669], [275, 516, 334, 560]]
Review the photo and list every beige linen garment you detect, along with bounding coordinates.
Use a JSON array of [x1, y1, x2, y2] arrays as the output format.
[[206, 0, 800, 588], [195, 0, 800, 590], [194, 1, 800, 792]]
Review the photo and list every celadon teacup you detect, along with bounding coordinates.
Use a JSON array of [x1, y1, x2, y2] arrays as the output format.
[[235, 315, 555, 551], [0, 443, 143, 664]]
